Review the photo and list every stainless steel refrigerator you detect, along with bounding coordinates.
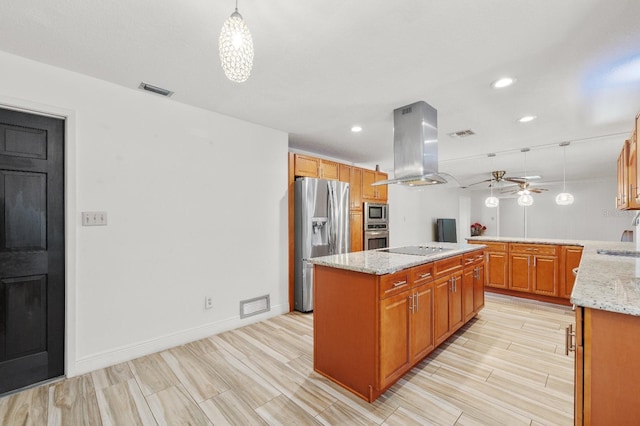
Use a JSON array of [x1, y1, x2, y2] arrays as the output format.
[[294, 177, 350, 312]]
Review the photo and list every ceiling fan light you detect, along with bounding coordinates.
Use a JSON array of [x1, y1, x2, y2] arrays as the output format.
[[485, 196, 499, 208], [556, 192, 575, 205], [219, 7, 254, 83], [517, 193, 534, 206]]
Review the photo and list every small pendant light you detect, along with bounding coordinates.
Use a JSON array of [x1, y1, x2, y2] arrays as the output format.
[[485, 156, 499, 208], [517, 148, 534, 207], [555, 142, 575, 205], [219, 0, 254, 83]]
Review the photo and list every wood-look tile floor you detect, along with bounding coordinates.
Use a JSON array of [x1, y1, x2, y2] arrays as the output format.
[[0, 293, 575, 425]]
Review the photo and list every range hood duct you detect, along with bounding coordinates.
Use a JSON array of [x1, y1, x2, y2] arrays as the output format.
[[373, 101, 447, 187]]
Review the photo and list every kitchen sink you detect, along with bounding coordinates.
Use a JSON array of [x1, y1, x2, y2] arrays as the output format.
[[596, 249, 640, 258]]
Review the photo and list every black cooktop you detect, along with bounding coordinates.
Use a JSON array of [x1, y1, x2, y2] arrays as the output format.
[[379, 245, 452, 256]]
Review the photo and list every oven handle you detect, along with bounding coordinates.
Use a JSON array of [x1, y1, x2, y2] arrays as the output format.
[[365, 231, 389, 237]]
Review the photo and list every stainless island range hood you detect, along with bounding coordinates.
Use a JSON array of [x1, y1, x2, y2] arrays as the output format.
[[373, 100, 448, 187]]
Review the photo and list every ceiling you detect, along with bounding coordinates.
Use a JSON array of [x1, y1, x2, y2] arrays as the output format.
[[1, 0, 639, 188]]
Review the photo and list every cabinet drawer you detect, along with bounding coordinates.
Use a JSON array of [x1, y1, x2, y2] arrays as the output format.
[[434, 255, 463, 278], [463, 250, 484, 267], [379, 270, 411, 299], [412, 263, 434, 286], [480, 242, 508, 252], [509, 243, 558, 256]]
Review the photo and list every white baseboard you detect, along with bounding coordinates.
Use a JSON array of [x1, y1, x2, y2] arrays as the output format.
[[70, 303, 289, 377]]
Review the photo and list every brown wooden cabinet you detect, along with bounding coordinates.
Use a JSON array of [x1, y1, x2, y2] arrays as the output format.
[[433, 255, 464, 346], [349, 167, 363, 211], [349, 210, 363, 252], [469, 239, 577, 305], [561, 246, 582, 299], [292, 154, 339, 180], [618, 140, 631, 210], [573, 306, 640, 423], [362, 169, 388, 203], [470, 241, 508, 289], [314, 251, 482, 402], [508, 243, 559, 297], [463, 250, 485, 321]]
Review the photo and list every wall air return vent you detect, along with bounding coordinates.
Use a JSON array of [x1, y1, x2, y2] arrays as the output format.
[[448, 129, 476, 138], [240, 294, 270, 319], [138, 82, 174, 97]]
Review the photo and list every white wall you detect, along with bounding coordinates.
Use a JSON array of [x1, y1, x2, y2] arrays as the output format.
[[388, 184, 466, 245], [469, 177, 633, 241], [0, 51, 289, 375]]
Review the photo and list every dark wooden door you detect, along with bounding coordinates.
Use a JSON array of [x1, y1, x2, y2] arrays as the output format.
[[0, 107, 64, 394]]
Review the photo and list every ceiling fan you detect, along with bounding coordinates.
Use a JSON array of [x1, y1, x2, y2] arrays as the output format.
[[500, 180, 548, 195], [465, 170, 529, 188]]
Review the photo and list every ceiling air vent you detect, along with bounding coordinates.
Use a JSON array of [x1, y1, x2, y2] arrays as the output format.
[[448, 129, 476, 138], [138, 82, 174, 97]]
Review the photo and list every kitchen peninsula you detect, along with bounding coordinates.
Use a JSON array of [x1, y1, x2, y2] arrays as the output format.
[[468, 236, 640, 423], [308, 243, 485, 402]]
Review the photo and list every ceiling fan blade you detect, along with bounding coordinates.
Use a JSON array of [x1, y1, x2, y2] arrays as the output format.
[[465, 178, 492, 187], [505, 177, 527, 184]]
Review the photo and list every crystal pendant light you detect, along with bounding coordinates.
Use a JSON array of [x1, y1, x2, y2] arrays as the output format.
[[555, 142, 575, 205], [219, 0, 254, 83], [517, 148, 534, 206]]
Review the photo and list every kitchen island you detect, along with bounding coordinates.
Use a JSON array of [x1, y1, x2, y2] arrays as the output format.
[[308, 243, 485, 402], [469, 236, 640, 424]]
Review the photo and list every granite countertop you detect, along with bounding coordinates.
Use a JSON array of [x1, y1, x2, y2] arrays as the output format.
[[466, 236, 584, 246], [468, 236, 640, 316], [308, 242, 484, 275]]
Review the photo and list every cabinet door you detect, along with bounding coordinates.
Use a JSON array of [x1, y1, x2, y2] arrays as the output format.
[[449, 272, 464, 333], [350, 211, 363, 252], [629, 138, 640, 208], [562, 247, 583, 298], [338, 164, 351, 183], [575, 307, 584, 425], [410, 282, 434, 363], [350, 167, 363, 211], [486, 251, 508, 288], [618, 141, 630, 210], [375, 172, 388, 202], [379, 291, 411, 389], [294, 154, 319, 177], [362, 169, 376, 200], [509, 254, 531, 292], [473, 264, 485, 312], [462, 267, 475, 322], [434, 276, 450, 346], [532, 255, 558, 296], [320, 160, 339, 180]]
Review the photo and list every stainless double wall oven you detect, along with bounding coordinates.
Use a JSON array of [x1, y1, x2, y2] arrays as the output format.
[[363, 202, 389, 250]]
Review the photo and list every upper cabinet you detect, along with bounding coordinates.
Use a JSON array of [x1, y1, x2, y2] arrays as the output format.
[[292, 153, 387, 205], [617, 113, 640, 210], [293, 154, 339, 180], [362, 170, 388, 203]]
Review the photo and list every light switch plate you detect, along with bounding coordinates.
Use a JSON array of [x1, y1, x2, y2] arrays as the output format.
[[82, 211, 107, 226]]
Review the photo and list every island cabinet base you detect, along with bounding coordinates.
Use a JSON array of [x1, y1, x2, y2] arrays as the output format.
[[575, 306, 640, 424], [313, 250, 484, 403]]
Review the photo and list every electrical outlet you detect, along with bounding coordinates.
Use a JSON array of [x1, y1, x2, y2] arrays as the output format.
[[205, 296, 213, 310], [82, 211, 107, 226]]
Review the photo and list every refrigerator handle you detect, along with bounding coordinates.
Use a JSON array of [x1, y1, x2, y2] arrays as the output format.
[[327, 182, 336, 254]]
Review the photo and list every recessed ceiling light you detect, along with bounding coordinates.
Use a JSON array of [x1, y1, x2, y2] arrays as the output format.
[[351, 125, 363, 133], [491, 77, 515, 89], [518, 115, 537, 123]]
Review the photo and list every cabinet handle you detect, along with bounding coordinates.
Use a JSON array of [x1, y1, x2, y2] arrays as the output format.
[[409, 294, 414, 312], [393, 280, 407, 288], [419, 272, 432, 279], [415, 291, 419, 312], [565, 324, 576, 355]]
